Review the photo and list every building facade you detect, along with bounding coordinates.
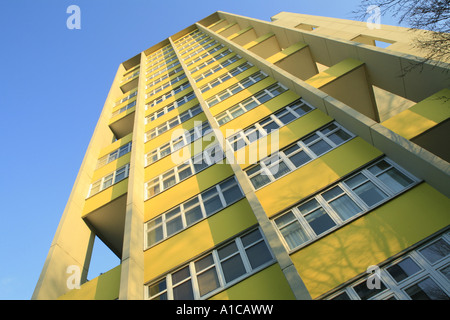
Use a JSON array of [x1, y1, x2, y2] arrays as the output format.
[[33, 11, 450, 300]]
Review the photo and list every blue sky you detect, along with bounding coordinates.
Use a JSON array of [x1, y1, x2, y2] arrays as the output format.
[[0, 0, 402, 300]]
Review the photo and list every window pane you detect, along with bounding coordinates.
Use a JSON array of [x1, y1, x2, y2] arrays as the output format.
[[185, 205, 203, 226], [353, 181, 387, 207], [195, 254, 214, 272], [377, 168, 414, 193], [440, 265, 450, 281], [305, 208, 336, 235], [222, 185, 243, 205], [197, 268, 220, 296], [115, 167, 127, 182], [250, 173, 271, 189], [405, 277, 449, 300], [302, 133, 319, 145], [288, 150, 311, 168], [203, 194, 223, 215], [268, 160, 291, 179], [331, 292, 351, 300], [242, 99, 259, 111], [322, 186, 344, 201], [102, 174, 113, 188], [328, 129, 351, 145], [221, 254, 246, 283], [278, 111, 297, 125], [241, 229, 263, 247], [193, 156, 208, 172], [419, 239, 450, 264], [178, 165, 193, 181], [345, 173, 366, 188], [163, 175, 176, 189], [147, 183, 160, 197], [280, 221, 310, 250], [173, 280, 194, 300], [309, 139, 332, 156], [219, 241, 240, 260], [148, 279, 166, 298], [230, 106, 245, 118], [245, 241, 272, 269], [297, 198, 320, 215], [367, 160, 391, 175], [147, 226, 164, 246], [353, 280, 387, 300], [386, 257, 421, 283], [329, 195, 362, 221], [172, 266, 190, 284], [261, 120, 280, 133], [166, 216, 183, 236]]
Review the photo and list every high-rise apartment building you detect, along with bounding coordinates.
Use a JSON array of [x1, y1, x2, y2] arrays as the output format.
[[33, 11, 450, 301]]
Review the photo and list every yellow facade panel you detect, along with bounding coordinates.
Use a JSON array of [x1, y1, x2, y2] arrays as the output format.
[[58, 265, 121, 300], [144, 163, 235, 221], [256, 137, 383, 217], [144, 198, 257, 282], [82, 178, 128, 217], [290, 182, 450, 299], [209, 263, 295, 300]]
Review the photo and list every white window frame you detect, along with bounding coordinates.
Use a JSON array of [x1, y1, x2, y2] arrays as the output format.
[[205, 71, 268, 108], [245, 121, 354, 190], [326, 231, 450, 300], [146, 71, 186, 91], [198, 62, 253, 93], [145, 81, 191, 107], [96, 142, 132, 169], [144, 227, 275, 300], [144, 104, 202, 142], [145, 91, 197, 123], [272, 157, 419, 253], [144, 175, 243, 248], [144, 143, 224, 200], [87, 163, 130, 198], [214, 82, 288, 126], [193, 54, 242, 82], [227, 99, 314, 153], [144, 121, 212, 166]]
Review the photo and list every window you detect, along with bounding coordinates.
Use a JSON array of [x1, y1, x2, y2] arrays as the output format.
[[227, 99, 313, 153], [199, 62, 253, 93], [145, 121, 212, 166], [114, 89, 137, 107], [273, 158, 417, 252], [111, 100, 136, 118], [145, 91, 197, 123], [87, 164, 130, 197], [146, 73, 186, 92], [144, 104, 202, 142], [96, 142, 132, 169], [189, 49, 233, 73], [245, 122, 353, 190], [144, 176, 244, 247], [194, 54, 242, 82], [327, 232, 450, 300], [205, 71, 268, 107], [144, 144, 224, 199], [214, 83, 288, 126], [146, 82, 191, 107], [145, 228, 274, 300]]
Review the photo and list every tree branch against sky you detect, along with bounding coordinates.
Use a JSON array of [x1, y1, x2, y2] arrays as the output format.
[[353, 0, 450, 73]]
